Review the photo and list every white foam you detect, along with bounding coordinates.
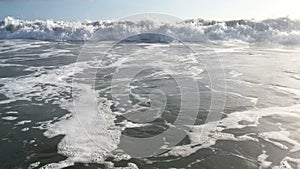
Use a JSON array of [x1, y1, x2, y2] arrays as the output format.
[[259, 131, 300, 152], [118, 120, 150, 129], [0, 60, 87, 106], [2, 116, 18, 121], [44, 84, 121, 166], [37, 160, 74, 169], [28, 161, 40, 169], [165, 104, 300, 159], [115, 163, 139, 169], [5, 111, 18, 114], [258, 150, 272, 169], [0, 99, 16, 105], [227, 91, 258, 105], [21, 127, 29, 132], [15, 120, 32, 126], [273, 157, 300, 169], [1, 17, 300, 44]]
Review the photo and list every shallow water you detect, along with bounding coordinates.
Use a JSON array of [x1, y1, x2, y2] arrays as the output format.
[[0, 40, 300, 169]]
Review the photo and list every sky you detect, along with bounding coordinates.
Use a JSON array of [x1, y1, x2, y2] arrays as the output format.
[[0, 0, 300, 21]]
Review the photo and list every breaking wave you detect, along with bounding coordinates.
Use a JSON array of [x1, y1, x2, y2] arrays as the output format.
[[1, 16, 300, 44]]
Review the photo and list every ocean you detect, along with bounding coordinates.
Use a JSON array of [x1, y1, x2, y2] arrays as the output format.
[[0, 17, 300, 169]]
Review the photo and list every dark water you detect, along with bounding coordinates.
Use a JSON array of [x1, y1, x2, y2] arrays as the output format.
[[0, 40, 300, 169]]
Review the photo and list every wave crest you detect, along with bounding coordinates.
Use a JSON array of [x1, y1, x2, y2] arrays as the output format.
[[1, 16, 300, 44]]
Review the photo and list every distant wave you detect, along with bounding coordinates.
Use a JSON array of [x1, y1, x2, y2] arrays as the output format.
[[1, 16, 300, 44]]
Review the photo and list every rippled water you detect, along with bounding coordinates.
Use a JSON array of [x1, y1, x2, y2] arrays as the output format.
[[0, 40, 300, 169]]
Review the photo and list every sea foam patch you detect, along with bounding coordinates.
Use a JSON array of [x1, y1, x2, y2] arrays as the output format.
[[164, 104, 300, 162], [2, 116, 18, 121], [43, 83, 122, 166]]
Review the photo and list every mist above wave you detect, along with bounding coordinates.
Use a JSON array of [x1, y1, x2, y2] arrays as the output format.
[[1, 16, 300, 44]]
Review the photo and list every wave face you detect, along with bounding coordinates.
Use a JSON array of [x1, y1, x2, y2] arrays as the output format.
[[1, 16, 300, 44]]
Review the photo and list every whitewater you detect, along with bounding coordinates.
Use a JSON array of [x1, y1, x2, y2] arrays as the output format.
[[1, 17, 300, 44], [0, 16, 300, 169]]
